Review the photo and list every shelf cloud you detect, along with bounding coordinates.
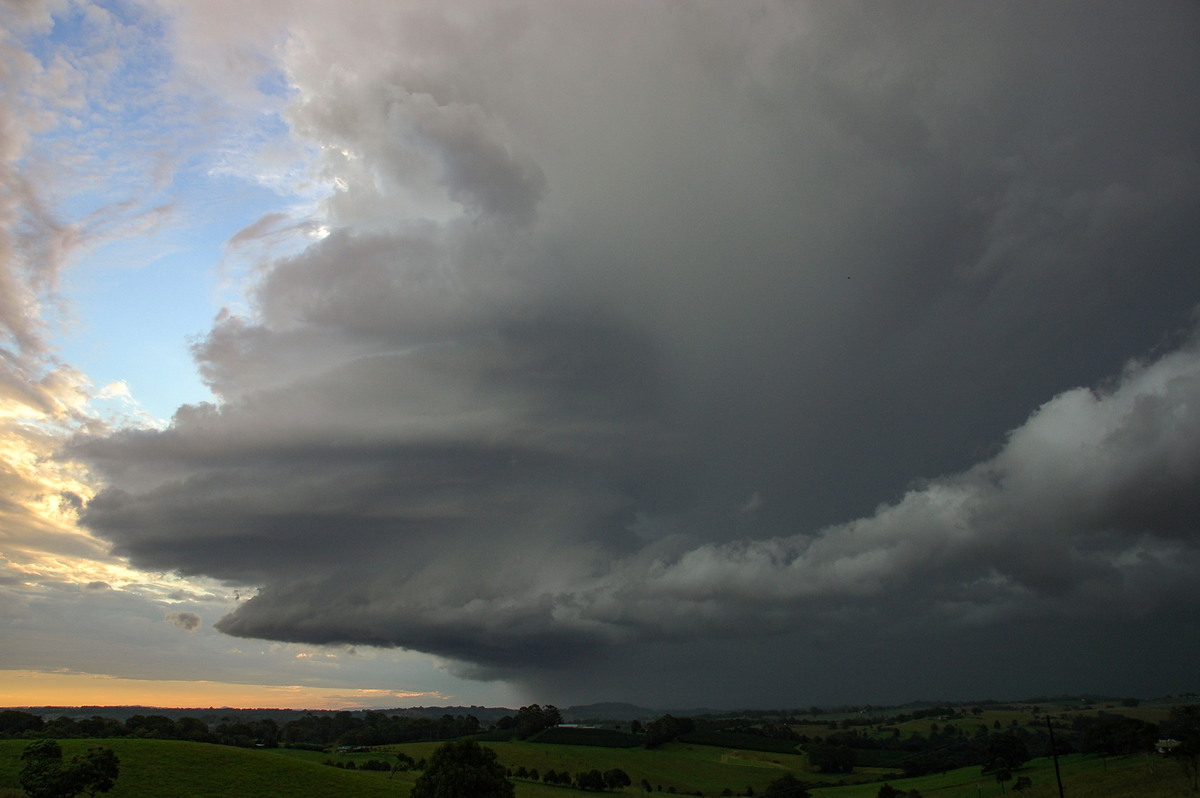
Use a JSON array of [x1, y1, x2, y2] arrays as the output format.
[[66, 0, 1200, 704]]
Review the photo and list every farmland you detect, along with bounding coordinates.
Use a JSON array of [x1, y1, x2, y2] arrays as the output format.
[[0, 696, 1196, 797]]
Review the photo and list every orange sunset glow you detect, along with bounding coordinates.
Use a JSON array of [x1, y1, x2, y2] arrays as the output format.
[[0, 671, 446, 711]]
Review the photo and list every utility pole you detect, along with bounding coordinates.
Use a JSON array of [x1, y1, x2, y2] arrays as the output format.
[[1046, 716, 1065, 798]]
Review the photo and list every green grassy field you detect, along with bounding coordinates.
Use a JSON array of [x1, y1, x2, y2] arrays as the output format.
[[0, 739, 413, 798], [809, 752, 1192, 798], [679, 730, 804, 755], [1, 733, 1195, 798], [532, 727, 643, 747], [1, 738, 810, 797], [380, 739, 813, 795]]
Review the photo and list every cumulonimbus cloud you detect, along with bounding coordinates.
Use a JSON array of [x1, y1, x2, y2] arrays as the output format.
[[72, 0, 1200, 702]]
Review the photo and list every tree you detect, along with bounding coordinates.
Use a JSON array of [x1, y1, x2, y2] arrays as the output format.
[[1082, 716, 1156, 756], [514, 704, 561, 739], [807, 743, 856, 774], [174, 717, 215, 743], [1165, 705, 1200, 793], [1175, 739, 1200, 794], [125, 714, 176, 739], [764, 773, 808, 797], [983, 734, 1029, 771], [409, 739, 514, 798], [604, 768, 632, 789], [644, 715, 695, 748], [575, 769, 606, 791], [19, 741, 119, 798], [0, 711, 45, 737], [876, 785, 900, 798], [73, 748, 119, 798], [20, 741, 76, 798], [993, 763, 1012, 793]]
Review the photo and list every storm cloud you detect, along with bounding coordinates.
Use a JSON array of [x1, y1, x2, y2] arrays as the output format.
[[166, 611, 201, 632], [76, 0, 1200, 704]]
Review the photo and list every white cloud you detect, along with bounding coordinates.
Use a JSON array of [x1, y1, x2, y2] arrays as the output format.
[[96, 381, 134, 402]]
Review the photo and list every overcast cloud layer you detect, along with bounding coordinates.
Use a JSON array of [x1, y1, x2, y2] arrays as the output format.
[[64, 0, 1200, 705]]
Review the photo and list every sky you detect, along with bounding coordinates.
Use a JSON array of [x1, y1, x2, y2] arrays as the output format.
[[1, 0, 1199, 711]]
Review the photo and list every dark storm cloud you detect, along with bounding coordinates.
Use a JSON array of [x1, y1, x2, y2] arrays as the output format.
[[166, 610, 201, 631], [77, 1, 1200, 704]]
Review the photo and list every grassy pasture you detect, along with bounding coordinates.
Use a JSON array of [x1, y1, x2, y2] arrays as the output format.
[[271, 738, 815, 795], [0, 738, 413, 798], [679, 730, 803, 755], [380, 739, 812, 795], [809, 752, 1191, 798], [2, 727, 1193, 798], [845, 748, 908, 769], [262, 745, 580, 798], [1045, 704, 1175, 726], [532, 727, 642, 747]]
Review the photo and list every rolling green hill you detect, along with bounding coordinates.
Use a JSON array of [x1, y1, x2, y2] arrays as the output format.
[[0, 739, 414, 798], [1, 731, 1194, 798], [530, 726, 642, 747], [375, 738, 814, 795], [809, 751, 1192, 798]]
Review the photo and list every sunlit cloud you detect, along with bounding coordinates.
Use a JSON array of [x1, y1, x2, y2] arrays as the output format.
[[95, 381, 133, 403]]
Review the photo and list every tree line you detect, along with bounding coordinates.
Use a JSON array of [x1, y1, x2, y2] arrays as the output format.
[[0, 708, 482, 748], [494, 703, 563, 739]]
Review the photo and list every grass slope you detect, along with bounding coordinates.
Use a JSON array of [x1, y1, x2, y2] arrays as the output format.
[[383, 740, 812, 795], [0, 739, 413, 798], [532, 727, 642, 747], [2, 735, 1192, 798], [809, 752, 1192, 798], [679, 731, 802, 755]]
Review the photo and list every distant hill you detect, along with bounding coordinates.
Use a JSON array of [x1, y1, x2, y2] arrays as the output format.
[[10, 692, 1180, 724], [379, 705, 516, 724], [562, 703, 656, 721], [11, 706, 294, 723], [9, 705, 516, 724], [12, 703, 728, 725], [562, 703, 722, 721]]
